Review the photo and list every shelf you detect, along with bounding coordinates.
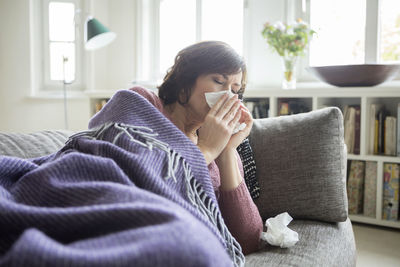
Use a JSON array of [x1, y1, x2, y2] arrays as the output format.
[[349, 215, 400, 229], [347, 154, 400, 163], [246, 81, 400, 98], [84, 89, 120, 98]]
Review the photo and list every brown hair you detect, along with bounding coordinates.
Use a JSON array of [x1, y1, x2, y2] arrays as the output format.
[[158, 41, 247, 105]]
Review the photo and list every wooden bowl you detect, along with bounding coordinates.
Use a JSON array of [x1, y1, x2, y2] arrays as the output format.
[[306, 64, 400, 87]]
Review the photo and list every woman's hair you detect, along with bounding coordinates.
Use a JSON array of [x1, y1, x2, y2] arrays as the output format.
[[158, 41, 247, 105]]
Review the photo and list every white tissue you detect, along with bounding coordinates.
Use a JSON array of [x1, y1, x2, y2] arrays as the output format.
[[261, 212, 299, 248], [204, 90, 246, 134]]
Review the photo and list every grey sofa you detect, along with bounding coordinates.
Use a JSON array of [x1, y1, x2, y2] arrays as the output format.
[[0, 107, 356, 266]]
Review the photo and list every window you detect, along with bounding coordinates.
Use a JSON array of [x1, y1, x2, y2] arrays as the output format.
[[380, 0, 400, 62], [200, 0, 243, 54], [159, 0, 196, 75], [48, 1, 76, 82], [307, 0, 400, 66], [309, 0, 366, 66], [32, 0, 83, 93], [136, 0, 244, 83]]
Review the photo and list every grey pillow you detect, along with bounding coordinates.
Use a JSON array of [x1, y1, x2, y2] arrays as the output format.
[[0, 130, 72, 159], [249, 107, 348, 223]]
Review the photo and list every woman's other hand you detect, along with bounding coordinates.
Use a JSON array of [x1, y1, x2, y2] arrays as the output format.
[[224, 104, 253, 150]]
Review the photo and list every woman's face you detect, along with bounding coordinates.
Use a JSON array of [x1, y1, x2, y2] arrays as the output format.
[[187, 72, 243, 122]]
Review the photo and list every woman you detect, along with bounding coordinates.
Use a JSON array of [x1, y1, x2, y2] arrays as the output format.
[[130, 41, 263, 255]]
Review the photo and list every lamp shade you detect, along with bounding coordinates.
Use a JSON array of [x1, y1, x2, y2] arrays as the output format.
[[85, 17, 116, 50]]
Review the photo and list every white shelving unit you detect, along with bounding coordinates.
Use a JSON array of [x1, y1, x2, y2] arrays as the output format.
[[87, 83, 400, 229], [245, 83, 400, 229]]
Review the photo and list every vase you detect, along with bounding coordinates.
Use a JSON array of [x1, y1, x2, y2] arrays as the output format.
[[281, 55, 297, 90]]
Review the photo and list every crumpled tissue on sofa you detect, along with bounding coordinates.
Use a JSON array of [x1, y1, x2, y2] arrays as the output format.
[[261, 212, 299, 248]]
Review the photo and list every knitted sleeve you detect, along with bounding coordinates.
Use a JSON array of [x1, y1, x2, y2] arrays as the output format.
[[217, 153, 263, 255]]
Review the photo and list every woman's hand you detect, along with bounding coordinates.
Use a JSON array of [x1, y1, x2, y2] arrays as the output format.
[[223, 104, 253, 151], [215, 105, 253, 171], [197, 93, 243, 164]]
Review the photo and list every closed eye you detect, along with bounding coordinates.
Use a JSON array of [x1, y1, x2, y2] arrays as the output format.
[[213, 79, 224, 85]]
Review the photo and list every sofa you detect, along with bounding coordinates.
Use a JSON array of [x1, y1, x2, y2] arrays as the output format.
[[0, 107, 356, 266]]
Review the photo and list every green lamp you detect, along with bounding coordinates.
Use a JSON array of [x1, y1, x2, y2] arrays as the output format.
[[85, 17, 116, 50]]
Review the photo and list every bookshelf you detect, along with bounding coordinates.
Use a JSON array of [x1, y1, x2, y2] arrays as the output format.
[[244, 83, 400, 229], [86, 83, 400, 229]]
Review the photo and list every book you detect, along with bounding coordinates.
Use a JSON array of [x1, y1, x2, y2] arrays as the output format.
[[363, 161, 377, 218], [382, 163, 399, 221], [344, 106, 356, 154], [288, 100, 309, 114], [259, 100, 269, 118], [343, 105, 349, 122], [384, 116, 397, 156], [374, 119, 379, 154], [369, 104, 382, 154], [347, 160, 365, 214], [253, 105, 260, 119], [245, 100, 270, 119], [377, 108, 388, 154], [279, 101, 289, 116], [343, 105, 349, 152], [278, 99, 309, 116], [354, 106, 361, 155], [94, 99, 109, 113], [346, 159, 351, 183], [397, 104, 400, 157]]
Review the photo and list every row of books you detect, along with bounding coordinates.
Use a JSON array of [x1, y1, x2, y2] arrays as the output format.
[[368, 104, 399, 156], [243, 99, 310, 118], [347, 160, 399, 221], [243, 99, 269, 119], [278, 99, 310, 116]]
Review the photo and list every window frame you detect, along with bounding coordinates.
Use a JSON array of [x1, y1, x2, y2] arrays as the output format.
[[133, 0, 245, 85], [296, 0, 399, 82], [34, 0, 84, 94]]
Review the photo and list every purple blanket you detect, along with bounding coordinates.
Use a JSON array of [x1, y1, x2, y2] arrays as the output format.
[[0, 90, 244, 267]]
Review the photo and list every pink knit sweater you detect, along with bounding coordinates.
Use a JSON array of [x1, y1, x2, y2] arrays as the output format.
[[129, 86, 263, 255]]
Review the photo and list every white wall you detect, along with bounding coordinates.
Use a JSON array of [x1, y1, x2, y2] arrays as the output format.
[[107, 0, 136, 90], [88, 0, 136, 91], [0, 0, 89, 133]]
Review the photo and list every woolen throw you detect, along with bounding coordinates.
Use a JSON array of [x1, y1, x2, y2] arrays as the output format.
[[0, 90, 244, 267]]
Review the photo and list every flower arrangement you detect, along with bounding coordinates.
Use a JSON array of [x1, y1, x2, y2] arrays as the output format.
[[261, 19, 316, 89], [261, 18, 316, 58]]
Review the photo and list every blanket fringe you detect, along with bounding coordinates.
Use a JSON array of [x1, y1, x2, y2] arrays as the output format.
[[66, 123, 245, 267], [183, 162, 245, 267]]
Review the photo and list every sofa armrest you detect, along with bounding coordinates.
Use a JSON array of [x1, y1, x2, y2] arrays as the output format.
[[0, 130, 72, 158], [249, 107, 348, 222]]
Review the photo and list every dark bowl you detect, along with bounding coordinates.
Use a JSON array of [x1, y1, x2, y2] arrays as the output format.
[[306, 64, 400, 87]]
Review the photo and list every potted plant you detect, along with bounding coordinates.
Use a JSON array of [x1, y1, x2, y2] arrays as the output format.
[[262, 19, 316, 89]]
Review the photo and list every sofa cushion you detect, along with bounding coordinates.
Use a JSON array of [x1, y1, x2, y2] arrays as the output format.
[[246, 218, 356, 267], [249, 107, 348, 222], [0, 130, 72, 158]]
